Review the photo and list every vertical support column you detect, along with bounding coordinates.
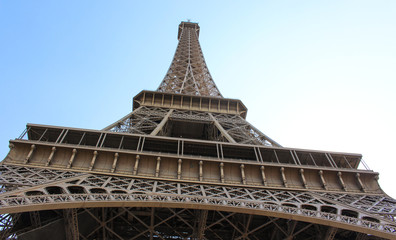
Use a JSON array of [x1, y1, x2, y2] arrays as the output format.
[[219, 162, 225, 183], [196, 210, 208, 240], [155, 157, 161, 177], [46, 147, 56, 166], [337, 172, 347, 191], [111, 153, 119, 173], [355, 173, 366, 192], [299, 169, 308, 189], [63, 208, 79, 240], [260, 166, 267, 186], [240, 164, 246, 184], [199, 161, 203, 181], [89, 151, 98, 171], [319, 170, 328, 190], [67, 149, 77, 168], [177, 159, 182, 180], [280, 167, 288, 187], [133, 155, 140, 175], [150, 208, 155, 240], [25, 144, 36, 164], [101, 208, 107, 239]]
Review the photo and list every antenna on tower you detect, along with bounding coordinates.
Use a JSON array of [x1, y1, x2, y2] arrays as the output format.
[[187, 19, 191, 22]]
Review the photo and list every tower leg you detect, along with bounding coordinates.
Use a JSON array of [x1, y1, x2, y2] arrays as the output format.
[[195, 210, 208, 239], [63, 209, 79, 240], [324, 227, 337, 240]]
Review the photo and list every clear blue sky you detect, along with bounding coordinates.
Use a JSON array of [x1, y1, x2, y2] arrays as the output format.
[[1, 1, 395, 197]]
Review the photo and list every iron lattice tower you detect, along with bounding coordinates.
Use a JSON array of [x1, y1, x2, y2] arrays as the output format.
[[0, 22, 395, 240]]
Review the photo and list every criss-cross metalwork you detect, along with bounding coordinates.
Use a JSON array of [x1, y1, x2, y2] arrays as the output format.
[[157, 22, 222, 97], [0, 165, 395, 239], [1, 21, 395, 239]]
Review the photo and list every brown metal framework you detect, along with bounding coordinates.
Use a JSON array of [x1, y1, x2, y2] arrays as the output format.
[[0, 21, 395, 239], [157, 22, 222, 97]]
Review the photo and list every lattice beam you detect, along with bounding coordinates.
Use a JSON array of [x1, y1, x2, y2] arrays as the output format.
[[0, 170, 394, 238]]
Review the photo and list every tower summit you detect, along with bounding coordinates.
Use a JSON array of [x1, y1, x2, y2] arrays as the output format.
[[158, 22, 222, 97], [0, 21, 395, 239]]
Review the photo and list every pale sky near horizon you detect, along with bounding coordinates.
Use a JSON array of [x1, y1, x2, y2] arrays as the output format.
[[1, 1, 395, 198]]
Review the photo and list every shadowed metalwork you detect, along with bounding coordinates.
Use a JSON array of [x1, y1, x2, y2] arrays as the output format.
[[1, 21, 395, 239]]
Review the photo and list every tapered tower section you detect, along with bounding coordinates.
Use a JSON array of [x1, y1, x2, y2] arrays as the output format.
[[157, 22, 222, 97], [0, 22, 395, 239]]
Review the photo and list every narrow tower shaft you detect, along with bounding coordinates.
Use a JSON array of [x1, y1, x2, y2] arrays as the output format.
[[157, 22, 222, 97]]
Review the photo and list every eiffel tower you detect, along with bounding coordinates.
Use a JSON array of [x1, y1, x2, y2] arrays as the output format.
[[1, 21, 395, 240]]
